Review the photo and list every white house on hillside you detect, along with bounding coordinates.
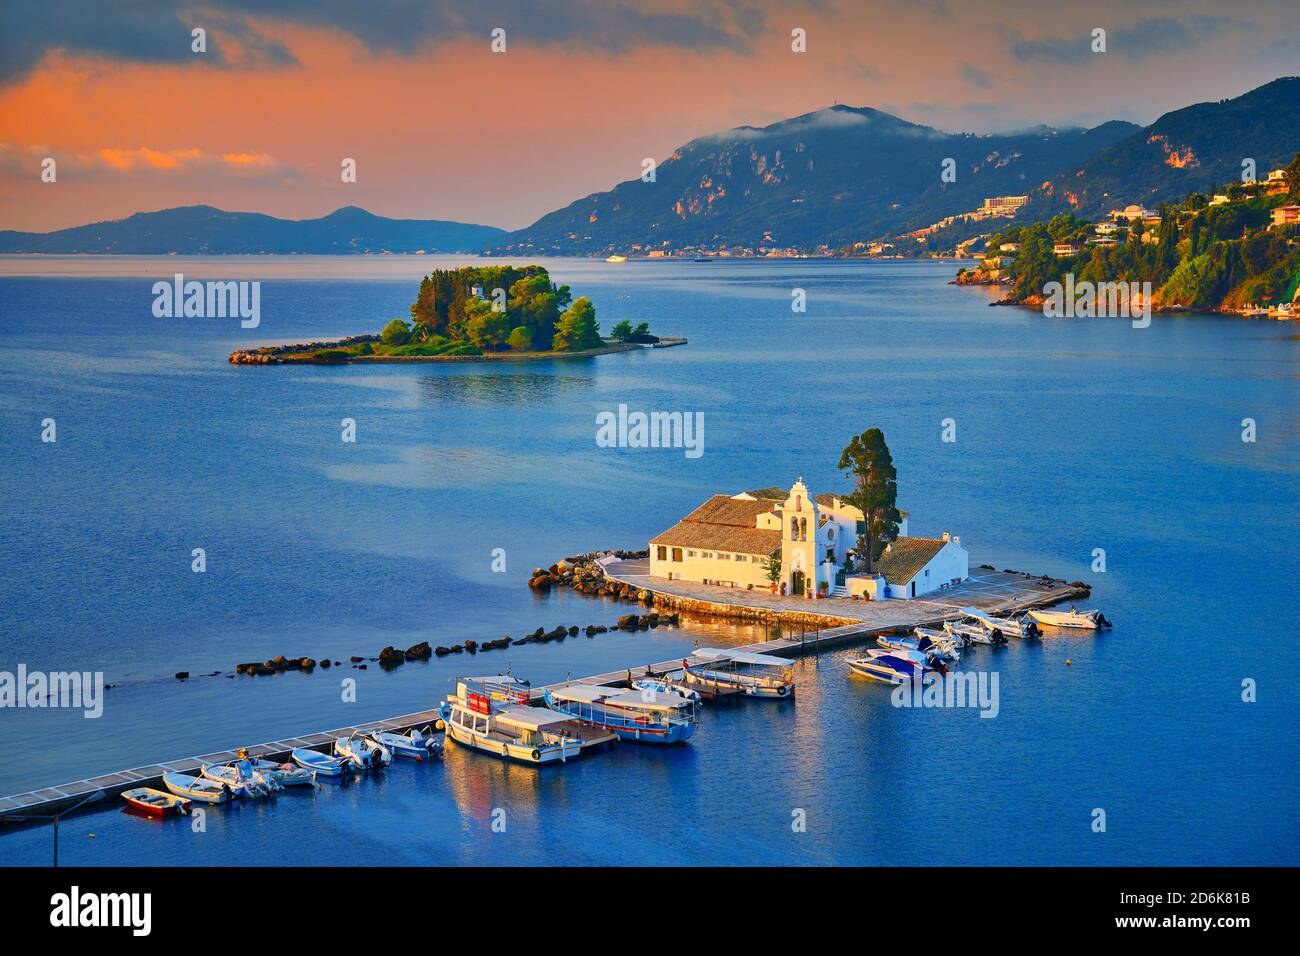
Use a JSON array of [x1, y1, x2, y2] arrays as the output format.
[[649, 479, 966, 600]]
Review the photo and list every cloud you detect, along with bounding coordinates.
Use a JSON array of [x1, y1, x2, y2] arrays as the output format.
[[0, 143, 296, 180], [1008, 16, 1247, 64], [0, 0, 768, 86], [961, 63, 990, 88]]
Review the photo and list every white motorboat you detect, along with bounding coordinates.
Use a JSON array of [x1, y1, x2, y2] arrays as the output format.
[[848, 650, 937, 685], [162, 772, 233, 804], [1027, 607, 1111, 629], [250, 759, 316, 787], [369, 727, 443, 760], [879, 632, 960, 662], [201, 759, 279, 798], [291, 748, 351, 777], [439, 676, 586, 765], [631, 677, 702, 703], [945, 620, 1006, 645], [334, 732, 392, 770], [961, 606, 1039, 638], [682, 648, 795, 699]]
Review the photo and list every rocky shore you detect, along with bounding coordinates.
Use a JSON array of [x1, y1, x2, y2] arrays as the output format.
[[230, 337, 687, 365]]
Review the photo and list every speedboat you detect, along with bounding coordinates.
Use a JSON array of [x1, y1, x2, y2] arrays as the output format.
[[162, 772, 233, 804], [439, 676, 586, 765], [291, 748, 352, 777], [334, 732, 392, 770], [122, 788, 190, 817], [1028, 607, 1111, 629], [848, 650, 936, 685], [682, 648, 795, 699], [878, 633, 960, 662], [250, 759, 316, 787], [945, 620, 1006, 645], [631, 677, 702, 703], [202, 759, 279, 798], [962, 606, 1039, 638], [369, 727, 443, 760], [544, 682, 699, 744]]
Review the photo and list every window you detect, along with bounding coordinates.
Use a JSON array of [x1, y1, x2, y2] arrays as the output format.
[[719, 553, 731, 560], [672, 548, 683, 562], [736, 554, 748, 562], [656, 546, 667, 561], [687, 550, 697, 557], [702, 551, 713, 558]]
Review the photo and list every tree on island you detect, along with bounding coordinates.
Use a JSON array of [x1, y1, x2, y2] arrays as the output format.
[[551, 297, 601, 351], [838, 427, 902, 573], [610, 319, 655, 343], [610, 319, 634, 341], [381, 318, 411, 346]]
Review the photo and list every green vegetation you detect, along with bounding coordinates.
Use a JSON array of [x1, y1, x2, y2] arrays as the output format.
[[838, 428, 902, 573], [986, 152, 1300, 311]]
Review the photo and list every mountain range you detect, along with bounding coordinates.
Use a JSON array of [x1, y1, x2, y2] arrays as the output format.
[[499, 76, 1299, 254], [3, 77, 1296, 256], [0, 205, 505, 254]]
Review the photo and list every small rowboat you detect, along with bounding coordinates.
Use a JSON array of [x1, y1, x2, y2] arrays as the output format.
[[1028, 607, 1111, 630], [369, 727, 442, 761], [334, 733, 392, 770], [291, 748, 351, 777], [162, 772, 232, 804], [122, 788, 190, 817]]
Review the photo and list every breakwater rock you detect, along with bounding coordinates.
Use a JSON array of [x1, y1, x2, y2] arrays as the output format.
[[230, 334, 380, 365]]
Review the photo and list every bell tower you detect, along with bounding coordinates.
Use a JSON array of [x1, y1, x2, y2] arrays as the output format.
[[780, 478, 819, 597]]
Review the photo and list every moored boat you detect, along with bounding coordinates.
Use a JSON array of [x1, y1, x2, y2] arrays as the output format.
[[122, 787, 190, 817], [162, 772, 233, 805], [439, 676, 587, 765], [334, 732, 392, 770], [961, 606, 1039, 638], [544, 682, 699, 744], [202, 759, 279, 798], [945, 620, 1006, 645], [291, 748, 351, 777], [369, 727, 443, 760], [631, 677, 702, 703], [250, 759, 316, 787], [1027, 607, 1111, 630], [848, 650, 937, 685], [682, 648, 795, 699]]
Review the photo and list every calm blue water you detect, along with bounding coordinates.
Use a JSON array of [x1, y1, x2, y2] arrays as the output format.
[[1, 256, 1296, 866]]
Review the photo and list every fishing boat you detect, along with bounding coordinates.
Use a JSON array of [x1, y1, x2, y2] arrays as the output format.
[[369, 727, 443, 760], [945, 620, 1006, 645], [291, 748, 352, 777], [681, 648, 795, 699], [162, 772, 233, 805], [202, 759, 279, 798], [544, 682, 699, 744], [961, 607, 1039, 639], [848, 650, 936, 685], [439, 676, 586, 765], [334, 732, 392, 770], [1027, 607, 1112, 629], [250, 759, 316, 787], [631, 676, 702, 703], [122, 788, 190, 817]]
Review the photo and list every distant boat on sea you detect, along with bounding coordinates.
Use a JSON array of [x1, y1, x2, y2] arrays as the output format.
[[605, 255, 628, 263]]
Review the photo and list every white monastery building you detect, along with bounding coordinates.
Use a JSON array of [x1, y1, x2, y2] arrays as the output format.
[[649, 479, 969, 600]]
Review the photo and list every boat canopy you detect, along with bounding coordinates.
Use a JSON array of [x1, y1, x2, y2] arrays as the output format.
[[549, 683, 616, 704], [601, 689, 691, 712], [692, 647, 791, 668], [961, 606, 996, 621], [492, 705, 576, 731]]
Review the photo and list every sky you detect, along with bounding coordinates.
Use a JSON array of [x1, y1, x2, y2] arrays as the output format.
[[1, 0, 1297, 232]]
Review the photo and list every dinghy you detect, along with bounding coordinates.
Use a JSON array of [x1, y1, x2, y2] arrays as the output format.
[[368, 727, 443, 761], [334, 732, 392, 770], [291, 748, 351, 777], [1027, 607, 1111, 630], [544, 682, 699, 744], [682, 648, 795, 699], [122, 788, 190, 817], [962, 607, 1039, 638], [202, 759, 279, 798], [439, 676, 586, 765], [162, 772, 233, 804]]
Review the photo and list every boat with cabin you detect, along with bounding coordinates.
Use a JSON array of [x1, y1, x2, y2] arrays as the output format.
[[681, 648, 795, 699], [439, 676, 611, 765], [544, 682, 699, 744]]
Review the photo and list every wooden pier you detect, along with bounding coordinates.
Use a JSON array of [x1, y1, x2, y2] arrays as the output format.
[[0, 569, 1086, 826]]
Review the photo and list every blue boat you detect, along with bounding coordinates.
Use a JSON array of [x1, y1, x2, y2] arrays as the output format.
[[544, 683, 699, 744], [290, 748, 351, 777]]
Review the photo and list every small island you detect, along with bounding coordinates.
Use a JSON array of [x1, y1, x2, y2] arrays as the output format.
[[231, 264, 683, 364]]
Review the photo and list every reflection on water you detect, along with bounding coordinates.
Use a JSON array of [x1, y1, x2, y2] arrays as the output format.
[[416, 370, 595, 406]]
